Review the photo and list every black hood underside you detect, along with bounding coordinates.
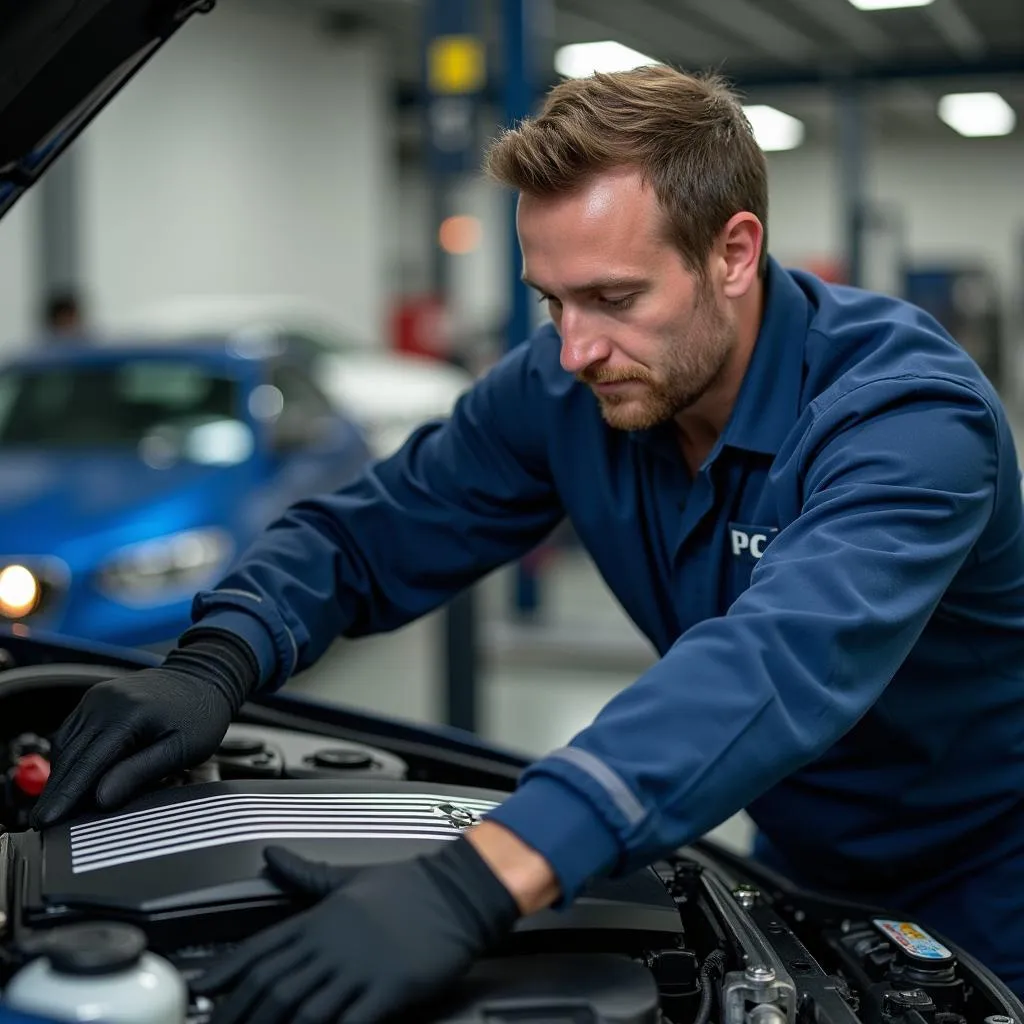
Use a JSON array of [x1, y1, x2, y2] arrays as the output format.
[[0, 0, 215, 218]]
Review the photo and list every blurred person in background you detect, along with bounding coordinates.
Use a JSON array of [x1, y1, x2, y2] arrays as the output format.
[[40, 289, 89, 344], [30, 66, 1024, 1022]]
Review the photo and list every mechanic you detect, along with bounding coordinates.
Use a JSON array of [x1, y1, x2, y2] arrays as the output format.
[[32, 65, 1024, 1022]]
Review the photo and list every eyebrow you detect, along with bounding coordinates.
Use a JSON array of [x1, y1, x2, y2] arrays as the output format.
[[521, 275, 650, 295]]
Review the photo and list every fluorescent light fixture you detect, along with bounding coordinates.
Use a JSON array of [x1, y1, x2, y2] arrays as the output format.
[[742, 105, 805, 152], [848, 0, 935, 10], [938, 92, 1016, 137], [554, 41, 660, 79]]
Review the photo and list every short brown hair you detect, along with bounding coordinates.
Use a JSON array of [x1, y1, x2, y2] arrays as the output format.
[[484, 65, 769, 277]]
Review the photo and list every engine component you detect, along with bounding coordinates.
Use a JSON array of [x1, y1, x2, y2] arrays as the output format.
[[10, 779, 682, 955], [0, 652, 1018, 1024], [702, 872, 797, 1024], [9, 734, 49, 761], [3, 749, 51, 832], [308, 748, 374, 770], [830, 917, 969, 1016], [4, 923, 187, 1023], [429, 954, 661, 1024], [647, 948, 702, 1021], [10, 756, 48, 799], [213, 733, 284, 779], [215, 736, 265, 758], [213, 724, 408, 782]]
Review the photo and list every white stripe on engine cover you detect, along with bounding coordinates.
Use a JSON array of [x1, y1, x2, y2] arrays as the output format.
[[69, 792, 499, 875], [71, 793, 500, 839]]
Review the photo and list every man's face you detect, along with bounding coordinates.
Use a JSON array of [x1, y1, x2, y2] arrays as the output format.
[[518, 166, 736, 431]]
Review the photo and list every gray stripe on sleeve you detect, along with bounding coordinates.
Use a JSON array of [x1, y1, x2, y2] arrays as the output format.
[[214, 589, 264, 603], [547, 746, 646, 826]]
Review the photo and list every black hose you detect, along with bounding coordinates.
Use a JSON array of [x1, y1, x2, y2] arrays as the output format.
[[693, 949, 728, 1024]]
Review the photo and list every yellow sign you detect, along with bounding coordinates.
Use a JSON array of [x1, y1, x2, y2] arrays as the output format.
[[429, 35, 486, 95]]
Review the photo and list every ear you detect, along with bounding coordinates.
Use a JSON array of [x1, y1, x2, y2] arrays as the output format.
[[717, 213, 763, 299]]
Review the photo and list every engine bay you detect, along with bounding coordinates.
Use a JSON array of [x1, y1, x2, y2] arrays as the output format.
[[0, 662, 1020, 1024]]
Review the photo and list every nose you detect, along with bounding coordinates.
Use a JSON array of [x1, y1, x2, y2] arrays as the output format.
[[558, 308, 611, 375]]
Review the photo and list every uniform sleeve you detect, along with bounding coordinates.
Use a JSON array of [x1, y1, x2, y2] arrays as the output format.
[[190, 342, 564, 688], [487, 378, 1001, 902]]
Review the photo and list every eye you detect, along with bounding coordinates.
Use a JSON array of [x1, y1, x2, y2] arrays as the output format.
[[600, 295, 636, 311], [537, 293, 562, 309]]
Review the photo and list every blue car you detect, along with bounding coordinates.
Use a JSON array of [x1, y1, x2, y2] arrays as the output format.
[[0, 337, 372, 649]]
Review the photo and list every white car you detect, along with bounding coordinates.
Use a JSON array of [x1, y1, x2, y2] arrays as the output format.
[[114, 296, 475, 459]]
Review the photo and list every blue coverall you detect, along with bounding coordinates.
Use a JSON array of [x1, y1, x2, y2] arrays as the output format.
[[194, 257, 1024, 990]]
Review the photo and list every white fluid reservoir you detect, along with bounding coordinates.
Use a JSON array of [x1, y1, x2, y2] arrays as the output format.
[[3, 923, 187, 1023]]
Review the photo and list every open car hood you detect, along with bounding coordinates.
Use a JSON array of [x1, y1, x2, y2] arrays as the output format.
[[0, 0, 216, 218]]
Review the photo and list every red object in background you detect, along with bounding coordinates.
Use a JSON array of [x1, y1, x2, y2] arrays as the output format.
[[803, 258, 847, 284], [14, 753, 50, 797], [392, 295, 451, 361]]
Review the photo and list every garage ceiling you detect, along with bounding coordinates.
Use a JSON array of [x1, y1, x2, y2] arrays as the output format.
[[553, 0, 1023, 77], [282, 0, 1024, 145]]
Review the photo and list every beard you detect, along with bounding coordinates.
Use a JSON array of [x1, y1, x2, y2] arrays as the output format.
[[578, 289, 736, 432]]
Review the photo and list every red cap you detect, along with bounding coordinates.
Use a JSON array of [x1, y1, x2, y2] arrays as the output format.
[[14, 753, 50, 798]]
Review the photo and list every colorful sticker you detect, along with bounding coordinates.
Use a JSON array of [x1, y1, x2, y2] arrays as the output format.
[[873, 919, 953, 962]]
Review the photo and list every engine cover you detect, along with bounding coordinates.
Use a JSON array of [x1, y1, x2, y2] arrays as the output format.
[[12, 779, 682, 953]]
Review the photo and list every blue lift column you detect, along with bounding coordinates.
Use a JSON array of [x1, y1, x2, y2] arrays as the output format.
[[503, 0, 549, 619], [423, 0, 487, 732]]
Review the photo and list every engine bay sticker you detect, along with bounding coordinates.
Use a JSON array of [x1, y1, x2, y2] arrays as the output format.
[[873, 919, 953, 961]]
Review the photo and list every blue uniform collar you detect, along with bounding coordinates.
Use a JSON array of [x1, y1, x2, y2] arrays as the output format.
[[630, 256, 810, 462], [719, 256, 810, 457]]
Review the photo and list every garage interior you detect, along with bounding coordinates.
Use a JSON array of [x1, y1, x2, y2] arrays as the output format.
[[0, 0, 1022, 860]]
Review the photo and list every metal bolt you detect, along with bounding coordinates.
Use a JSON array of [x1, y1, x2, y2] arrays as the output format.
[[734, 885, 760, 910], [745, 964, 776, 984]]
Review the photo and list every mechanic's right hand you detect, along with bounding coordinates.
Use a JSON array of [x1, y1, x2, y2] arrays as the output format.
[[31, 632, 260, 830]]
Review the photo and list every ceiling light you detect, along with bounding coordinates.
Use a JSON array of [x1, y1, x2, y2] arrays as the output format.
[[554, 42, 660, 79], [938, 92, 1016, 137], [847, 0, 935, 10], [742, 105, 806, 152]]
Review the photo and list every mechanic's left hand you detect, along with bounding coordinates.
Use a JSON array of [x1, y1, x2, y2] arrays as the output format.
[[193, 838, 521, 1024]]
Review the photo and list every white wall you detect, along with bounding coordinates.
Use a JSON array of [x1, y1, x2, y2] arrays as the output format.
[[389, 171, 434, 297], [767, 135, 1024, 300], [768, 135, 1024, 386], [762, 144, 842, 270], [873, 137, 1023, 321], [0, 191, 39, 351], [81, 0, 394, 346]]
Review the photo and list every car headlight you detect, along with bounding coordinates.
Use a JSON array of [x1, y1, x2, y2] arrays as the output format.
[[0, 565, 40, 618], [98, 529, 234, 606]]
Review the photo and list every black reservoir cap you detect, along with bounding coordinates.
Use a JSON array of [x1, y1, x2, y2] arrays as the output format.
[[44, 922, 146, 976]]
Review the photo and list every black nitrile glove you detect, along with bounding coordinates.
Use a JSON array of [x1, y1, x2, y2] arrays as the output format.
[[31, 631, 260, 829], [193, 838, 521, 1024]]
